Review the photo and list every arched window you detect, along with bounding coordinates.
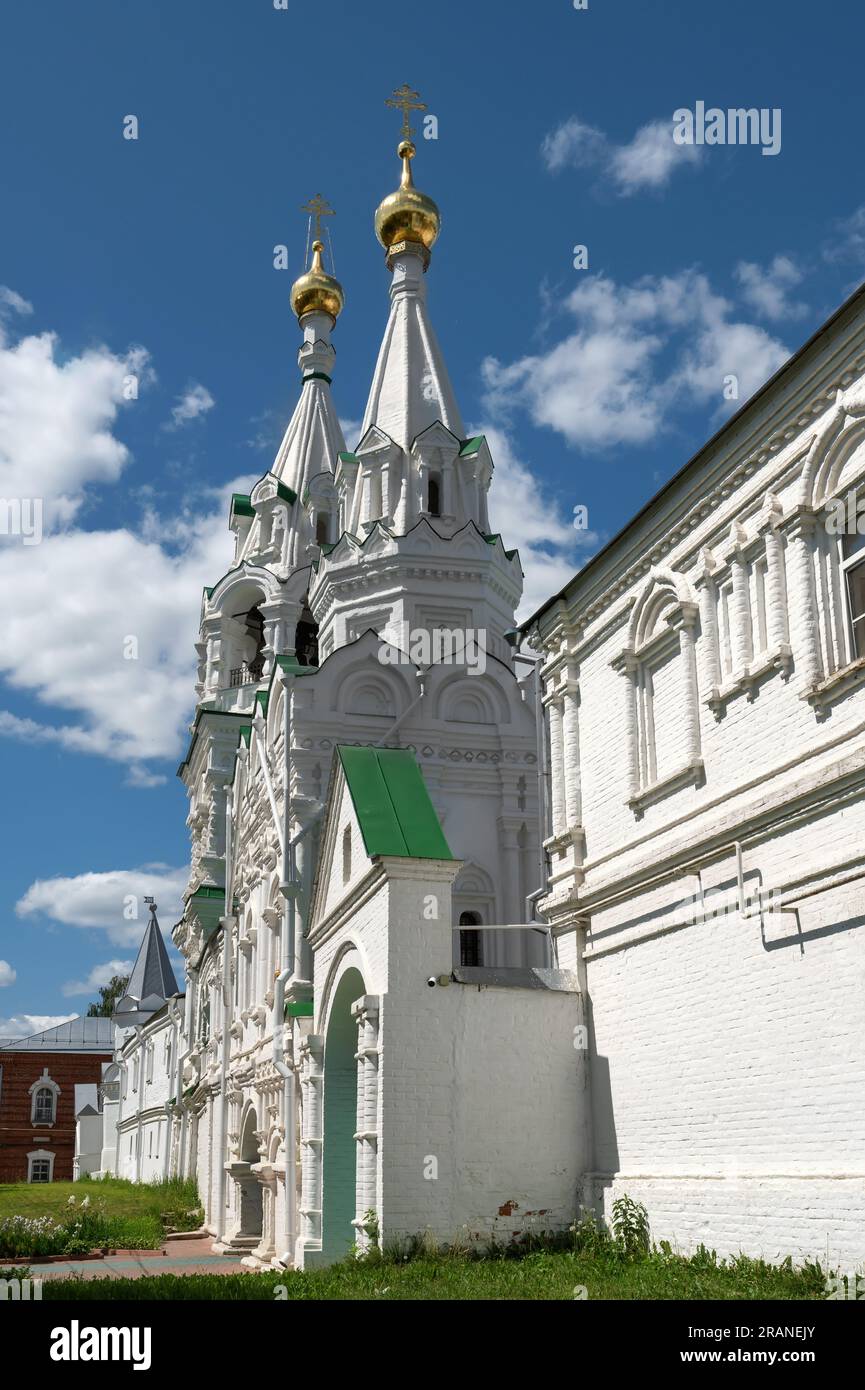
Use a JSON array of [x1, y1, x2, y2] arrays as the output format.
[[228, 603, 266, 686], [34, 1087, 54, 1124], [295, 605, 319, 668], [459, 911, 483, 967], [29, 1069, 60, 1125], [427, 474, 441, 517], [316, 512, 332, 546], [342, 825, 352, 884]]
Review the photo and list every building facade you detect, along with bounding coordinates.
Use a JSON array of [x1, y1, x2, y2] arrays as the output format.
[[88, 117, 865, 1273], [0, 1018, 113, 1183], [524, 285, 865, 1268]]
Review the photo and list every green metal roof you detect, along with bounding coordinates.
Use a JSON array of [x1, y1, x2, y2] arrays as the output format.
[[459, 435, 485, 457], [337, 746, 453, 860], [230, 493, 254, 519]]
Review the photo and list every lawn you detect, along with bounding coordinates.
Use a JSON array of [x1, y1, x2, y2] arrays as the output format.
[[35, 1247, 831, 1301], [0, 1177, 202, 1256]]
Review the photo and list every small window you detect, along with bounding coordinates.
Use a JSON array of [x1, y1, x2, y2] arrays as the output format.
[[30, 1158, 51, 1183], [316, 512, 331, 546], [34, 1087, 55, 1124], [427, 474, 441, 517], [342, 824, 352, 884], [718, 579, 735, 679], [843, 533, 865, 660], [459, 911, 483, 967]]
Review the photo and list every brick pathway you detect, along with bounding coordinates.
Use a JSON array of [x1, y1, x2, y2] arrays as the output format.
[[29, 1236, 255, 1281]]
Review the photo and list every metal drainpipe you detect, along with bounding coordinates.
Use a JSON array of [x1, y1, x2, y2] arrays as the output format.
[[214, 783, 235, 1245]]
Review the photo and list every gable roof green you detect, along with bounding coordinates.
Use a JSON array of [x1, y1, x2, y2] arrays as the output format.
[[337, 746, 453, 861]]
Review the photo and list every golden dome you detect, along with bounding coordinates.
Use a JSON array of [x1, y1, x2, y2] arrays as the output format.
[[374, 140, 441, 255], [290, 240, 344, 323]]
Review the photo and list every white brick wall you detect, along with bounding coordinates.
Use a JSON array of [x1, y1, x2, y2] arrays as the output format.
[[536, 304, 865, 1267]]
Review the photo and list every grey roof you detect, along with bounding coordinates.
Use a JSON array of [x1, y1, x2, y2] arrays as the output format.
[[0, 1015, 115, 1052], [127, 909, 179, 1002], [114, 906, 180, 1027]]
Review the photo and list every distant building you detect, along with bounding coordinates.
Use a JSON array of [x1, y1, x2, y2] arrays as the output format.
[[0, 1018, 114, 1182]]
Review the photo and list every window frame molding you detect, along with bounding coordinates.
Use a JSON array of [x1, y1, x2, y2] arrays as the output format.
[[27, 1148, 55, 1183], [612, 568, 703, 817], [29, 1069, 60, 1126]]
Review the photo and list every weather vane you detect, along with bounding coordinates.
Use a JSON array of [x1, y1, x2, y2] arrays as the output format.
[[300, 193, 335, 242], [385, 83, 427, 141]]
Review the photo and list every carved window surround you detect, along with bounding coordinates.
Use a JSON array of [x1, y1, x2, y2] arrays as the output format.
[[803, 652, 865, 712], [613, 575, 702, 818]]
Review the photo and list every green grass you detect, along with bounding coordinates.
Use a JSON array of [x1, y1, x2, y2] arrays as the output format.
[[41, 1247, 831, 1301], [0, 1177, 202, 1257]]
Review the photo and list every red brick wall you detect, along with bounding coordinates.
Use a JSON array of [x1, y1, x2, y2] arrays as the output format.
[[0, 1050, 113, 1183]]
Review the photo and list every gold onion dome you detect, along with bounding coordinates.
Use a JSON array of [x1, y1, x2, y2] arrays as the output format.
[[375, 140, 440, 253], [290, 240, 344, 323]]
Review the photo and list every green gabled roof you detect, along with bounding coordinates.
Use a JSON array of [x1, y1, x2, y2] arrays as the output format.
[[230, 493, 254, 519], [459, 435, 486, 457], [337, 451, 360, 465], [276, 480, 297, 505], [337, 746, 453, 860]]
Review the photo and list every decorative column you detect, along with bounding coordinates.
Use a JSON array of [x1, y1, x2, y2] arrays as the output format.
[[725, 522, 752, 674], [561, 676, 581, 829], [784, 509, 822, 693], [669, 602, 702, 767], [351, 996, 380, 1253], [693, 548, 721, 699], [545, 693, 566, 836], [612, 652, 640, 798], [296, 1034, 324, 1261], [760, 496, 790, 653]]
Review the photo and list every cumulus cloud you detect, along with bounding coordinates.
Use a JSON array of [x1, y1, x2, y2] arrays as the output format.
[[480, 424, 601, 619], [0, 960, 16, 987], [16, 864, 188, 947], [0, 477, 246, 774], [62, 958, 134, 997], [482, 270, 790, 451], [734, 255, 807, 320], [0, 298, 152, 531], [0, 1013, 77, 1042], [167, 382, 215, 430], [541, 115, 701, 195]]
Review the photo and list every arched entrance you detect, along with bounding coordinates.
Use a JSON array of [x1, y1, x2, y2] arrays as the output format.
[[321, 966, 365, 1262], [237, 1109, 263, 1242]]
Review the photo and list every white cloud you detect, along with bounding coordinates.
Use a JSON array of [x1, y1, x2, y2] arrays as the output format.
[[0, 960, 16, 987], [167, 382, 215, 430], [734, 256, 807, 320], [16, 864, 188, 947], [0, 300, 151, 530], [0, 478, 245, 772], [0, 1013, 77, 1042], [541, 115, 701, 195], [482, 270, 790, 451], [62, 958, 134, 997], [0, 286, 33, 319], [338, 417, 363, 450], [824, 205, 865, 264], [480, 425, 601, 620]]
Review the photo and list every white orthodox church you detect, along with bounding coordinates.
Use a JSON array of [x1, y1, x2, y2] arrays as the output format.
[[90, 107, 865, 1274]]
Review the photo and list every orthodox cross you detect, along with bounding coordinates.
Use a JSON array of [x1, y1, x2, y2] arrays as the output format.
[[300, 193, 335, 242], [385, 83, 426, 141]]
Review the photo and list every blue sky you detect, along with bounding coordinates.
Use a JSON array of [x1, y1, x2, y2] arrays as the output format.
[[2, 0, 864, 1035]]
